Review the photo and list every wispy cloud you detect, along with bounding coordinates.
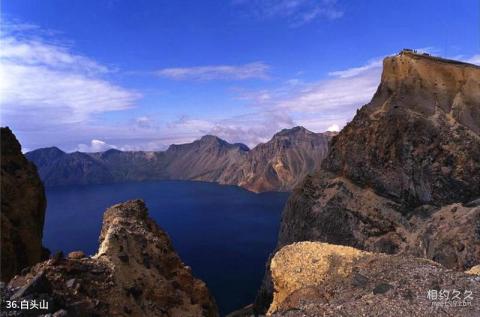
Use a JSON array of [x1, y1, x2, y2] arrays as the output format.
[[328, 59, 382, 78], [278, 60, 382, 113], [465, 54, 480, 65], [153, 56, 381, 148], [156, 62, 270, 81], [0, 21, 140, 126], [76, 139, 117, 152], [232, 56, 384, 134], [167, 111, 295, 147], [233, 0, 343, 26]]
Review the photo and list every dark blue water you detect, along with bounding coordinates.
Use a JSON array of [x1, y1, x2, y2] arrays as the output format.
[[44, 180, 289, 316]]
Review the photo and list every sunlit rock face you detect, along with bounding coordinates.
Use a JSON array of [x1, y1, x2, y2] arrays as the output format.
[[323, 52, 480, 207], [218, 127, 335, 192], [255, 53, 480, 314], [268, 241, 480, 317], [5, 200, 219, 317]]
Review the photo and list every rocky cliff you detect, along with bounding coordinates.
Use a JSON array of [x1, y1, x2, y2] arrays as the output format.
[[268, 242, 480, 316], [3, 200, 218, 317], [26, 127, 334, 192], [323, 51, 480, 207], [255, 52, 480, 313], [1, 127, 47, 282], [219, 127, 335, 192]]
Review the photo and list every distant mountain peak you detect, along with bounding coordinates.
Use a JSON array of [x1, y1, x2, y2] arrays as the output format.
[[199, 135, 224, 143], [38, 146, 65, 154], [274, 126, 313, 138], [198, 135, 249, 151]]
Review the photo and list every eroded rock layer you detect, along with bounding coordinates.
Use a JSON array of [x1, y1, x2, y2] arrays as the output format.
[[323, 52, 480, 207]]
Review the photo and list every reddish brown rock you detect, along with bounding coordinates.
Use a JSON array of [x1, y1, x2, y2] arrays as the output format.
[[219, 127, 335, 192], [255, 52, 480, 313], [323, 52, 480, 207]]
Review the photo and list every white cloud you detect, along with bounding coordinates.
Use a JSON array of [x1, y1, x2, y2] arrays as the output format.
[[275, 58, 382, 115], [76, 137, 167, 152], [166, 111, 295, 147], [327, 124, 340, 132], [328, 59, 382, 78], [233, 0, 343, 26], [135, 116, 155, 128], [156, 62, 270, 81], [465, 54, 480, 65], [233, 56, 384, 134], [76, 139, 117, 152], [0, 22, 140, 126]]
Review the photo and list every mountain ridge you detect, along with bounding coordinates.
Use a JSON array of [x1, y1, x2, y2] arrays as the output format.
[[26, 126, 336, 192]]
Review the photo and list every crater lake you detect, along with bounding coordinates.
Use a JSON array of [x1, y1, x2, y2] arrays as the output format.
[[43, 180, 289, 315]]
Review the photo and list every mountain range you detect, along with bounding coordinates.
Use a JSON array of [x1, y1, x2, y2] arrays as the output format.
[[26, 126, 335, 192]]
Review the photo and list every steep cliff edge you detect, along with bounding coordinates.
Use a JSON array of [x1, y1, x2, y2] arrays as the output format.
[[1, 127, 47, 282], [219, 127, 335, 192], [3, 200, 218, 316], [255, 53, 480, 313], [323, 52, 480, 206], [268, 242, 480, 316], [279, 52, 480, 263]]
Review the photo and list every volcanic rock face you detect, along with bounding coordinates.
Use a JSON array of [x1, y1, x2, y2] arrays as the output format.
[[256, 53, 480, 313], [163, 135, 249, 182], [278, 172, 480, 270], [26, 127, 334, 192], [268, 242, 480, 316], [219, 127, 335, 192], [278, 53, 480, 264], [1, 127, 47, 282], [4, 200, 218, 317], [323, 52, 480, 207]]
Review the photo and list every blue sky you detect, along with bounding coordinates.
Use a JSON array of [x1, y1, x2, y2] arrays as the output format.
[[1, 0, 478, 152]]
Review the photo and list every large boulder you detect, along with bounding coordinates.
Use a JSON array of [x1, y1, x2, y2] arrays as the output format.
[[268, 242, 480, 317]]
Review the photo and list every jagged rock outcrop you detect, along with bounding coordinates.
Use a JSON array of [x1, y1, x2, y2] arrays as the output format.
[[278, 52, 480, 265], [218, 127, 335, 192], [1, 127, 47, 282], [268, 242, 480, 316], [323, 52, 480, 207], [26, 127, 334, 192], [278, 172, 480, 270], [3, 200, 218, 317], [255, 52, 480, 313]]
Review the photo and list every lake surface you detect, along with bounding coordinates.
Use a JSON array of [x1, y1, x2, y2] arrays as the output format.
[[44, 180, 289, 316]]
